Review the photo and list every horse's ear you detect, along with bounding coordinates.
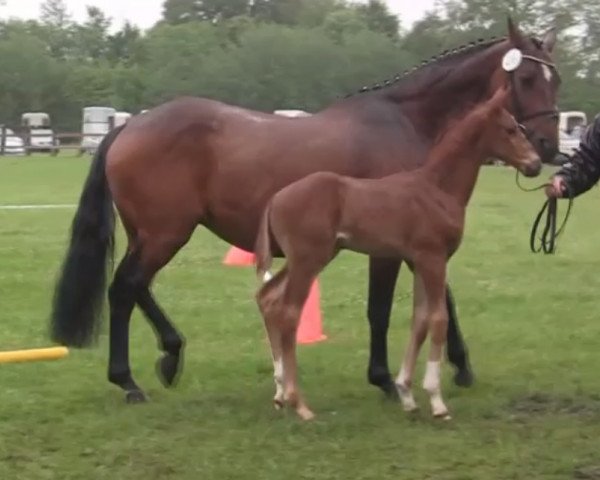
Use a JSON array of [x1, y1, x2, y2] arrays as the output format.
[[507, 15, 525, 48], [541, 27, 557, 53]]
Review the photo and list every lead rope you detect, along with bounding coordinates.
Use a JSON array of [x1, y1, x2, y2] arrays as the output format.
[[515, 171, 573, 254]]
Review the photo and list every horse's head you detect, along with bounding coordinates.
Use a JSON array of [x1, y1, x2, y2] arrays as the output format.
[[491, 17, 560, 163], [479, 85, 542, 177]]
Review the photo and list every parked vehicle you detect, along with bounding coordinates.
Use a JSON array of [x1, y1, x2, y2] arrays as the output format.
[[21, 112, 59, 154], [80, 106, 116, 154], [1, 126, 26, 155], [115, 111, 132, 127], [552, 111, 588, 165]]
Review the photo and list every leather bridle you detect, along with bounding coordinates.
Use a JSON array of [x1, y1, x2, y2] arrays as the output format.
[[506, 53, 560, 134], [505, 51, 573, 255]]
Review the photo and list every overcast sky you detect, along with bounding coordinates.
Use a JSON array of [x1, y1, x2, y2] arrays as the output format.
[[0, 0, 436, 31]]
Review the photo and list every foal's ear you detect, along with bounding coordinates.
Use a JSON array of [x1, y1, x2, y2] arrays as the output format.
[[507, 15, 526, 48], [488, 85, 510, 112]]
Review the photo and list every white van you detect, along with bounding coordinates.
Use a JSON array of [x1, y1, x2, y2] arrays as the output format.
[[81, 106, 117, 154], [21, 112, 58, 154]]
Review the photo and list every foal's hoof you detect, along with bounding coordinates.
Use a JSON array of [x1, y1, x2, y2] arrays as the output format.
[[434, 412, 452, 421], [156, 353, 183, 388], [296, 406, 315, 421], [126, 390, 148, 404], [273, 398, 284, 411], [453, 368, 474, 388]]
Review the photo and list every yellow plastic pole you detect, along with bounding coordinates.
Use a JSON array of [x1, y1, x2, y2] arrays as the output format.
[[0, 347, 69, 364]]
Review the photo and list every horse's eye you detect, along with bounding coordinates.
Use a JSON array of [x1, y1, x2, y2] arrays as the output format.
[[506, 126, 517, 136], [521, 75, 535, 88]]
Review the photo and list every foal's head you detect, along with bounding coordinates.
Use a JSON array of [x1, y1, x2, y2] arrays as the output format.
[[475, 86, 542, 177]]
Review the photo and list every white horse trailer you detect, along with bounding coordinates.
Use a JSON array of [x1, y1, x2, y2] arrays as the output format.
[[115, 111, 132, 127], [81, 106, 117, 154], [553, 111, 588, 165], [21, 112, 58, 154]]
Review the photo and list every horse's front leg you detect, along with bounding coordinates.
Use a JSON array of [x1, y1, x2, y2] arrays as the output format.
[[367, 257, 401, 398]]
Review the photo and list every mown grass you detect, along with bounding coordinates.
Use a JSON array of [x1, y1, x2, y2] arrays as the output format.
[[1, 155, 600, 479]]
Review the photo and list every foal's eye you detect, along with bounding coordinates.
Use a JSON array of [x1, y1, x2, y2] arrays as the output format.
[[506, 126, 517, 136]]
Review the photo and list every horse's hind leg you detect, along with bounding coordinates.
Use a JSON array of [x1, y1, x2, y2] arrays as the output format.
[[107, 229, 193, 403], [108, 250, 147, 403], [136, 232, 195, 388]]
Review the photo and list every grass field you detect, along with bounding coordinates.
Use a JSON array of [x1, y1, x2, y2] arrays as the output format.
[[1, 155, 600, 480]]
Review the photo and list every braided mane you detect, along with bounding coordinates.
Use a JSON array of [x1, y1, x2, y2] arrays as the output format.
[[346, 36, 507, 98]]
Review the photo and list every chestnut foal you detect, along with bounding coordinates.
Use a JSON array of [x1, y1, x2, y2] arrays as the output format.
[[254, 85, 542, 421]]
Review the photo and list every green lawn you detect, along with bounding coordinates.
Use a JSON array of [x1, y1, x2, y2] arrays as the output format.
[[1, 155, 600, 480]]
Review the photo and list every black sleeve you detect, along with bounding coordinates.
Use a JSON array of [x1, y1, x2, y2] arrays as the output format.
[[555, 114, 600, 198]]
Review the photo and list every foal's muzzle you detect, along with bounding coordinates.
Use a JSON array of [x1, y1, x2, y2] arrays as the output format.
[[521, 157, 543, 177]]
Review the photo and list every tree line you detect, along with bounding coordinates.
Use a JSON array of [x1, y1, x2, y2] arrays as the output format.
[[0, 0, 598, 131]]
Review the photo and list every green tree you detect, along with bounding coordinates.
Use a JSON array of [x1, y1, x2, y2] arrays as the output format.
[[162, 0, 249, 24], [107, 22, 143, 65], [354, 0, 399, 40], [39, 0, 73, 59], [72, 6, 111, 61]]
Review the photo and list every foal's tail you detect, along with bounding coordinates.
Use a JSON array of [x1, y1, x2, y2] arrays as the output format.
[[49, 125, 125, 348], [255, 203, 274, 281]]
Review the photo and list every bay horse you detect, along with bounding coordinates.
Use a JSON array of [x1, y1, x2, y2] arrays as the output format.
[[49, 18, 560, 403], [254, 85, 541, 420]]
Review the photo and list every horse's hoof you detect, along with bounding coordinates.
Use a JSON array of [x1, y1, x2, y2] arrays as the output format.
[[126, 390, 147, 404], [273, 398, 284, 410], [382, 382, 400, 401], [453, 368, 474, 388], [156, 353, 182, 388]]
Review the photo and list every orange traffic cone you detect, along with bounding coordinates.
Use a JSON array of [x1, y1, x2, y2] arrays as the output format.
[[223, 246, 255, 266], [297, 279, 327, 344]]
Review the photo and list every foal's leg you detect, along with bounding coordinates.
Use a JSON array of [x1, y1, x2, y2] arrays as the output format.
[[367, 257, 401, 398], [256, 268, 289, 409], [395, 273, 428, 412], [445, 286, 474, 387], [278, 263, 318, 420], [421, 260, 451, 419]]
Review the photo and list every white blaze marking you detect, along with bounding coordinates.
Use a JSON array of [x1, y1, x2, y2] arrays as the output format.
[[542, 64, 552, 83]]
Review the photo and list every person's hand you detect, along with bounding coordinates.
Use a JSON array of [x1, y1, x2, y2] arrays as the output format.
[[545, 175, 566, 198]]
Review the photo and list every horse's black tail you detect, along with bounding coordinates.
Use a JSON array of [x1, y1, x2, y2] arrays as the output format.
[[50, 125, 125, 348]]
